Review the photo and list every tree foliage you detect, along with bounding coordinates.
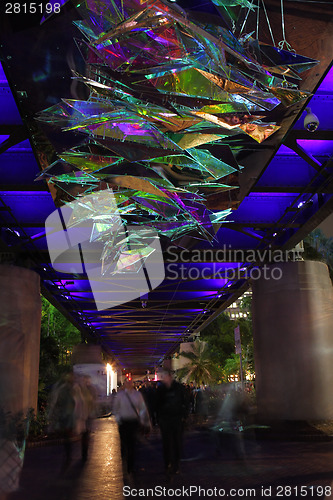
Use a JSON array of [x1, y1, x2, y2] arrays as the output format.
[[222, 353, 241, 380], [41, 296, 81, 351], [39, 296, 81, 406], [201, 312, 253, 363], [175, 340, 222, 386], [200, 301, 254, 380]]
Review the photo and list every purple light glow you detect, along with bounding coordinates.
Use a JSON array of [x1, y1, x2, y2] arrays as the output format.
[[248, 192, 295, 198], [297, 140, 333, 156], [275, 144, 298, 156], [317, 66, 333, 92]]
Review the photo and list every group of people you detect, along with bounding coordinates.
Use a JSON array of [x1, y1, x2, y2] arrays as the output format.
[[48, 370, 253, 481], [114, 370, 190, 481]]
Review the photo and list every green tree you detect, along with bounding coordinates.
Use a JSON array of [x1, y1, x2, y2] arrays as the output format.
[[239, 294, 252, 321], [200, 312, 237, 364], [38, 296, 81, 407], [175, 340, 222, 386], [200, 297, 255, 380], [41, 296, 81, 360], [201, 312, 253, 365], [222, 353, 241, 381]]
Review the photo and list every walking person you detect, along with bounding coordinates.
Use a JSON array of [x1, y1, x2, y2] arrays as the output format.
[[48, 373, 77, 472], [113, 379, 150, 482], [156, 370, 189, 479], [78, 375, 97, 462]]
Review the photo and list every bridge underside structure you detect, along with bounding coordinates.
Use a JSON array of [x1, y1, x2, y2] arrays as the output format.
[[0, 0, 333, 375]]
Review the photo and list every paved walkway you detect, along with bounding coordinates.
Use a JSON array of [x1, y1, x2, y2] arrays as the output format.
[[8, 417, 333, 499]]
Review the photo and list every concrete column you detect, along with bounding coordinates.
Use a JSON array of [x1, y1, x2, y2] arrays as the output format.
[[252, 260, 333, 420], [0, 265, 41, 415]]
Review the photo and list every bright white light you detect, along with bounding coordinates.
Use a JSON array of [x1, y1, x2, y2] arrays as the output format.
[[107, 363, 111, 396], [106, 363, 117, 395]]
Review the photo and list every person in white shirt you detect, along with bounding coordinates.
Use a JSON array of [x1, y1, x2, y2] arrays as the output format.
[[113, 379, 150, 478]]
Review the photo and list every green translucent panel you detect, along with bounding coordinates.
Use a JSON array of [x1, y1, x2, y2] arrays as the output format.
[[66, 190, 119, 227], [267, 66, 302, 81], [62, 110, 146, 131], [131, 189, 180, 209], [168, 131, 224, 149], [96, 10, 174, 43], [211, 0, 256, 8], [270, 87, 311, 107], [90, 221, 121, 243], [136, 62, 193, 80], [149, 154, 210, 175], [35, 102, 71, 127], [73, 20, 101, 41], [192, 34, 227, 70], [114, 245, 155, 273], [49, 172, 99, 184], [242, 93, 280, 111], [63, 99, 117, 116], [209, 209, 233, 223], [85, 0, 125, 24], [212, 26, 245, 56], [187, 148, 237, 179], [117, 203, 137, 214], [292, 62, 320, 74], [185, 182, 236, 192], [59, 153, 123, 172], [81, 120, 182, 151], [151, 67, 230, 101]]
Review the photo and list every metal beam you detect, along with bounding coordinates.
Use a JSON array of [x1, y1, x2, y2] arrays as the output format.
[[282, 195, 333, 250], [286, 130, 333, 141], [0, 127, 28, 154]]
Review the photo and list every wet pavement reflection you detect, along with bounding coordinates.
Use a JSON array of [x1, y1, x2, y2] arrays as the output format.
[[8, 417, 333, 500]]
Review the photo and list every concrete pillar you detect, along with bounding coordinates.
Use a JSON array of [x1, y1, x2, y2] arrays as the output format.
[[252, 260, 333, 420], [0, 265, 41, 415]]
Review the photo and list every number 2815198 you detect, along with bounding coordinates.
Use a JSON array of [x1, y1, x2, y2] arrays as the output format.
[[5, 3, 61, 14]]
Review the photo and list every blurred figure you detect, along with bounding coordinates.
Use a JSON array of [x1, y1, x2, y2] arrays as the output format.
[[110, 388, 117, 414], [48, 372, 95, 470], [195, 386, 209, 424], [156, 370, 189, 478], [213, 383, 250, 460], [78, 375, 97, 462], [188, 382, 195, 414], [0, 371, 28, 498], [48, 373, 77, 471], [140, 382, 157, 426], [0, 412, 25, 500], [113, 379, 150, 480]]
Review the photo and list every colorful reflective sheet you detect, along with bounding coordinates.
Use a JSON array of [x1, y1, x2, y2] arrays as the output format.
[[36, 0, 318, 253]]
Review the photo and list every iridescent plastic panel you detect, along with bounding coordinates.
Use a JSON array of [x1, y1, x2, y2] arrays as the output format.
[[32, 0, 317, 256]]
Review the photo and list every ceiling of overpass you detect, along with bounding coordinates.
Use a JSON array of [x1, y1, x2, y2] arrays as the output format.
[[0, 0, 333, 373]]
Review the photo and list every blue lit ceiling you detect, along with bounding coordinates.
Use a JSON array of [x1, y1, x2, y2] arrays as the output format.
[[0, 0, 333, 373]]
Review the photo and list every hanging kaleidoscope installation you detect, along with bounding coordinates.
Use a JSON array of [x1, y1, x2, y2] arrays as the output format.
[[37, 0, 318, 273]]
